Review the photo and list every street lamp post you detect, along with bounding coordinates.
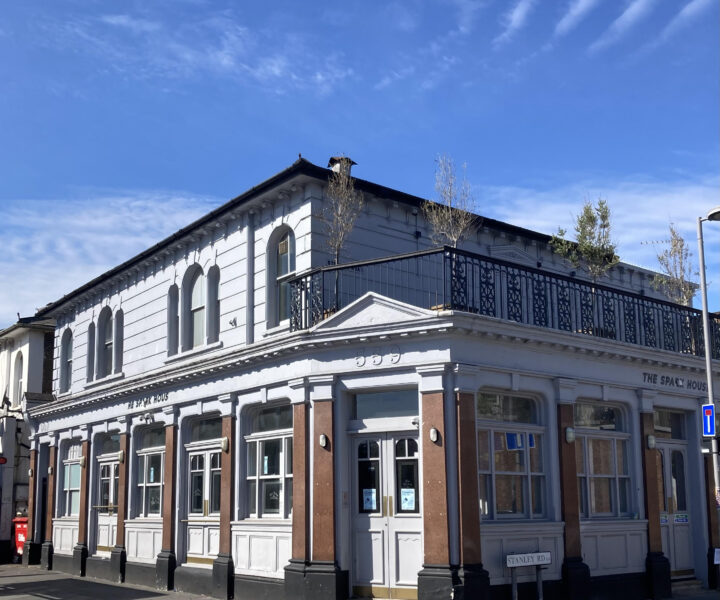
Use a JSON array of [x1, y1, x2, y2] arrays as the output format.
[[697, 209, 720, 518]]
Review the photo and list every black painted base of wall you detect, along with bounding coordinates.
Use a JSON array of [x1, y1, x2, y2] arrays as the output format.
[[212, 553, 234, 599], [707, 547, 718, 590], [235, 573, 285, 600], [456, 563, 491, 600], [22, 541, 42, 565], [52, 552, 74, 574], [489, 572, 646, 600], [156, 550, 176, 590], [284, 559, 307, 600], [174, 564, 214, 597], [85, 556, 115, 581], [125, 561, 157, 588], [417, 564, 463, 600], [40, 542, 53, 570], [0, 539, 12, 563], [110, 547, 126, 583], [305, 561, 348, 600], [72, 544, 88, 577], [489, 578, 563, 600], [562, 556, 590, 600], [645, 552, 671, 600]]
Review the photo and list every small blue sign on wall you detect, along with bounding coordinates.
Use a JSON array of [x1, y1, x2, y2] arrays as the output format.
[[702, 404, 715, 437]]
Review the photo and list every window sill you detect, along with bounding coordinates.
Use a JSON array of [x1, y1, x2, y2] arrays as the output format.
[[263, 321, 290, 337], [164, 341, 223, 364], [84, 372, 125, 389], [57, 391, 72, 400]]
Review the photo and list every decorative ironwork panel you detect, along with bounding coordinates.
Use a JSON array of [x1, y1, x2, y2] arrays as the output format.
[[507, 269, 522, 323], [602, 295, 616, 339], [580, 289, 594, 335], [479, 263, 495, 317], [532, 277, 548, 327], [557, 284, 572, 331], [309, 273, 324, 328], [623, 302, 637, 344], [643, 307, 657, 348], [290, 280, 303, 331], [449, 254, 468, 310], [662, 312, 676, 352]]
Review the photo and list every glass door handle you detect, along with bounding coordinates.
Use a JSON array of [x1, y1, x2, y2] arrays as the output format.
[[388, 496, 393, 517], [382, 496, 387, 517]]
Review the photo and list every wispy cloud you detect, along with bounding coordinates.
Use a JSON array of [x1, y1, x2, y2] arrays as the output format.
[[643, 0, 716, 52], [494, 0, 537, 47], [589, 0, 657, 53], [555, 0, 602, 37], [384, 2, 421, 32], [478, 172, 719, 277], [0, 191, 222, 328], [41, 12, 355, 96]]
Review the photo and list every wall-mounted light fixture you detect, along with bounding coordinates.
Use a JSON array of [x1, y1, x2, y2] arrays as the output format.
[[28, 468, 33, 478], [221, 436, 230, 453], [48, 466, 54, 476], [79, 456, 86, 468], [565, 427, 576, 443], [319, 434, 328, 449], [429, 428, 439, 443], [647, 435, 656, 450], [118, 450, 125, 464]]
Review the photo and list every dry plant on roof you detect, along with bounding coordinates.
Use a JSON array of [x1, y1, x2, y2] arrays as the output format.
[[550, 198, 619, 282], [322, 159, 364, 265], [422, 155, 477, 248], [650, 223, 698, 306]]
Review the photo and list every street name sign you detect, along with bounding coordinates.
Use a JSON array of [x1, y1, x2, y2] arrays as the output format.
[[506, 552, 551, 568]]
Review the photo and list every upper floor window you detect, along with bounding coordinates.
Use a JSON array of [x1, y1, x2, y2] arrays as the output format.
[[60, 329, 73, 393], [12, 352, 23, 406], [267, 228, 295, 327], [178, 265, 220, 353], [245, 405, 293, 519], [574, 402, 632, 519], [93, 307, 123, 380], [476, 392, 545, 520]]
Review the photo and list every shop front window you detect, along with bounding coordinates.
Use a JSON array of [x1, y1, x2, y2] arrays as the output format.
[[476, 392, 545, 519], [136, 427, 165, 517]]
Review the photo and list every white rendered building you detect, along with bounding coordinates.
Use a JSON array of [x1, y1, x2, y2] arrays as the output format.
[[22, 157, 720, 600]]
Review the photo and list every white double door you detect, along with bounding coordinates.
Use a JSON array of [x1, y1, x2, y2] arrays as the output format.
[[94, 459, 119, 554], [657, 443, 693, 576], [352, 432, 423, 599]]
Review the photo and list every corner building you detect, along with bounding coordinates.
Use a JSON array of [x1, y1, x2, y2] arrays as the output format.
[[23, 157, 720, 599]]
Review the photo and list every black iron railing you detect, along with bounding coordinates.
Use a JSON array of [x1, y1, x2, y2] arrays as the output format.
[[289, 247, 720, 358]]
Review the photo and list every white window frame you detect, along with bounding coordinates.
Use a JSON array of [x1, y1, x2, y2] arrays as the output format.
[[96, 454, 120, 515], [244, 430, 293, 519], [136, 447, 165, 518], [575, 402, 632, 519], [61, 443, 82, 517], [185, 438, 222, 519], [12, 352, 23, 406], [60, 331, 72, 393], [476, 392, 546, 520], [189, 271, 206, 349]]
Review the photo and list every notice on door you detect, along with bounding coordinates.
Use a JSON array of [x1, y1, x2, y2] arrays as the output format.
[[363, 489, 377, 511], [674, 513, 689, 524], [401, 488, 415, 511]]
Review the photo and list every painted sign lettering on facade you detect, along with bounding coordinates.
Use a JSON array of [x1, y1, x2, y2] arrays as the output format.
[[642, 372, 707, 392], [126, 392, 170, 410]]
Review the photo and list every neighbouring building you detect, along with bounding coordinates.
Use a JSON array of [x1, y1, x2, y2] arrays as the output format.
[[21, 157, 720, 599], [0, 316, 54, 561]]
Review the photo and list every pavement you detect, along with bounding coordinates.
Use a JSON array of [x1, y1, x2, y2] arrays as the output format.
[[1, 563, 719, 600]]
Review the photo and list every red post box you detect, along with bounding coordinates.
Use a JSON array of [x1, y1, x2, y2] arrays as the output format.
[[12, 517, 28, 556]]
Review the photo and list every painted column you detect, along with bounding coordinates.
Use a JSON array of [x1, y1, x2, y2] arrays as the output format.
[[110, 430, 130, 582], [212, 411, 235, 599], [156, 419, 177, 590], [455, 388, 490, 597], [22, 446, 41, 565], [285, 377, 309, 599], [73, 436, 91, 576], [638, 390, 671, 599], [555, 378, 590, 598], [41, 442, 57, 569], [305, 375, 344, 599], [704, 454, 719, 589]]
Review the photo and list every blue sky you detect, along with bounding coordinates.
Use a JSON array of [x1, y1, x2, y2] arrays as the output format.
[[0, 0, 718, 328]]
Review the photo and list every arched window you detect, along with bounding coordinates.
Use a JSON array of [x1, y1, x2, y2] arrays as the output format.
[[114, 309, 124, 373], [12, 352, 23, 406], [62, 441, 82, 516], [207, 265, 220, 344], [476, 392, 545, 519], [86, 323, 95, 382], [167, 284, 179, 356], [97, 307, 113, 379], [60, 329, 73, 393], [267, 228, 295, 326], [190, 269, 205, 348]]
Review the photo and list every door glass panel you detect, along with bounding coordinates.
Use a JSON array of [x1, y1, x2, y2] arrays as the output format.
[[395, 437, 419, 514], [671, 451, 687, 512], [358, 442, 380, 514]]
